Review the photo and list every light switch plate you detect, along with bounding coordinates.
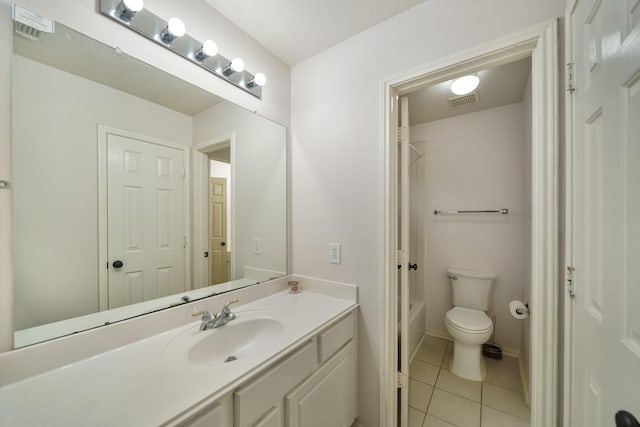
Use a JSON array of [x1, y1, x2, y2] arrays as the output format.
[[329, 243, 341, 264]]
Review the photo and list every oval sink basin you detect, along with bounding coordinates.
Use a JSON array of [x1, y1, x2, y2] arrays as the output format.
[[163, 310, 287, 367], [189, 318, 284, 365]]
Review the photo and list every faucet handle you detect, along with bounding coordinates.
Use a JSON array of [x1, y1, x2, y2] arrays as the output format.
[[201, 310, 212, 321], [222, 299, 239, 311]]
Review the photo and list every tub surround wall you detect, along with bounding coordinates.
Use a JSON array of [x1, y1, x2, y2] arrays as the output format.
[[411, 102, 531, 353]]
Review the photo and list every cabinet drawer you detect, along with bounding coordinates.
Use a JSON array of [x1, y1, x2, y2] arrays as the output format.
[[318, 312, 355, 363], [234, 340, 317, 427]]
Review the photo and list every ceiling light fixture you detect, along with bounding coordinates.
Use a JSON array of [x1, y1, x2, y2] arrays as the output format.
[[450, 75, 480, 96], [247, 73, 266, 88], [194, 40, 218, 61], [159, 17, 185, 44], [222, 58, 245, 76], [116, 0, 143, 21]]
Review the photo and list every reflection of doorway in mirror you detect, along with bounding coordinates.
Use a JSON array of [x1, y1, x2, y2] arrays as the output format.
[[100, 126, 188, 310], [209, 176, 228, 284]]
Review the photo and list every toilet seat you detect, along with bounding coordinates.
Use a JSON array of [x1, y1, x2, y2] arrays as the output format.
[[445, 307, 493, 334]]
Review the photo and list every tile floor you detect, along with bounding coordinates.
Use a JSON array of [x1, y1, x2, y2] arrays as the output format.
[[408, 335, 530, 427]]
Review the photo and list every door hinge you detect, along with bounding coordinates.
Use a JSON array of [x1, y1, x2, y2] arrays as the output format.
[[566, 62, 576, 93], [566, 266, 575, 297], [183, 236, 187, 248], [397, 126, 408, 144], [396, 372, 409, 388], [397, 250, 408, 269]]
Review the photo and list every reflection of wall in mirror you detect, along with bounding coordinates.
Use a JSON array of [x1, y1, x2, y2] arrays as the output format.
[[12, 55, 192, 330], [194, 103, 286, 281]]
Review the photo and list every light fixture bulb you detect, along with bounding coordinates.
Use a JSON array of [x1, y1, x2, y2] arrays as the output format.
[[167, 18, 186, 37], [123, 0, 143, 12], [117, 0, 143, 21], [194, 40, 218, 61], [160, 17, 185, 44], [223, 58, 245, 76], [247, 72, 266, 88], [450, 75, 480, 96], [231, 58, 245, 73]]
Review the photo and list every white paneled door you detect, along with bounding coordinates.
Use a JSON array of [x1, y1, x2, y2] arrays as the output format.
[[106, 131, 186, 309], [209, 177, 228, 285], [568, 0, 640, 425]]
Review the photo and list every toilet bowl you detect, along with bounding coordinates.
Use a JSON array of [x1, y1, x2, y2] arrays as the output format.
[[445, 307, 493, 381], [444, 268, 495, 381]]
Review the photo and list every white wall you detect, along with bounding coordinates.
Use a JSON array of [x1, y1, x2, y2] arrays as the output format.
[[194, 102, 287, 280], [12, 55, 193, 330], [0, 0, 290, 351], [290, 1, 564, 424], [411, 102, 530, 353]]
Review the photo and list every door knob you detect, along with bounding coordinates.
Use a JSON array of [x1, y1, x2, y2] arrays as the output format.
[[408, 263, 418, 271], [616, 410, 640, 427], [112, 260, 124, 269], [221, 242, 226, 246]]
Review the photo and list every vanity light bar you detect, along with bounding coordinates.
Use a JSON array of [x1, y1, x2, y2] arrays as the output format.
[[98, 0, 264, 99]]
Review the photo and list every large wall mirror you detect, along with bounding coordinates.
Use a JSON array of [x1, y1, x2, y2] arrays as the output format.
[[11, 21, 287, 348]]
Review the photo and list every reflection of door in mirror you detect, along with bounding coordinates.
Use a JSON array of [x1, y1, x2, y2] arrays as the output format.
[[103, 128, 187, 309], [209, 177, 228, 285]]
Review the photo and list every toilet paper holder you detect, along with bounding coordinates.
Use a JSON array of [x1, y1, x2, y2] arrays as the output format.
[[516, 304, 530, 316]]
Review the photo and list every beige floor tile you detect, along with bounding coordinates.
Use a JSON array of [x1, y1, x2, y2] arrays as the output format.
[[446, 341, 454, 353], [442, 351, 453, 370], [482, 383, 530, 420], [484, 355, 519, 372], [409, 379, 434, 412], [428, 389, 481, 427], [435, 369, 482, 402], [414, 344, 446, 366], [423, 335, 449, 351], [409, 407, 426, 427], [481, 406, 531, 426], [423, 414, 456, 427], [484, 362, 523, 392], [411, 359, 441, 385]]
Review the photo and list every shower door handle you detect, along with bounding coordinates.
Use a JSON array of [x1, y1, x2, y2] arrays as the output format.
[[408, 263, 418, 271]]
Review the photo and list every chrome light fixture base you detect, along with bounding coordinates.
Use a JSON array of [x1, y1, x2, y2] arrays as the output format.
[[99, 0, 263, 99]]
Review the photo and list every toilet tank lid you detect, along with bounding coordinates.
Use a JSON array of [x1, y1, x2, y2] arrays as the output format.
[[447, 268, 496, 280]]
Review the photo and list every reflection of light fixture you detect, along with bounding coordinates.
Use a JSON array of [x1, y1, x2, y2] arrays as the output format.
[[247, 73, 266, 88], [194, 40, 218, 61], [116, 0, 143, 21], [159, 17, 185, 44], [450, 75, 480, 95], [222, 58, 244, 76]]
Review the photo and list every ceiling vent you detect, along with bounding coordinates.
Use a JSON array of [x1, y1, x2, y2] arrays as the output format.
[[447, 92, 479, 107], [15, 23, 41, 41]]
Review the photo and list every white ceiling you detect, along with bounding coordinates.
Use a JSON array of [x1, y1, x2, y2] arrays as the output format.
[[407, 57, 532, 125], [204, 0, 428, 66]]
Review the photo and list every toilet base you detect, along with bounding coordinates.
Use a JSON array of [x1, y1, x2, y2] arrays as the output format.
[[450, 340, 486, 382]]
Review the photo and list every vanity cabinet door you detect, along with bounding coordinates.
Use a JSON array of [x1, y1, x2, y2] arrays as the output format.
[[170, 393, 232, 427], [285, 340, 356, 427], [251, 400, 284, 427]]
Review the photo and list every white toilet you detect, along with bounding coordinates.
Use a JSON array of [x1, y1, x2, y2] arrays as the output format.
[[444, 268, 496, 381]]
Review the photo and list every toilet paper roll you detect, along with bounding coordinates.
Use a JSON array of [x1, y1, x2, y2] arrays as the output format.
[[509, 300, 529, 319]]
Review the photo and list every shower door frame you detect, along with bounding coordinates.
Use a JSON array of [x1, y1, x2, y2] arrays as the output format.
[[379, 20, 559, 427]]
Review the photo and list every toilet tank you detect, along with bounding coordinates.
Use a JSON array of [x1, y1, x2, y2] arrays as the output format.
[[448, 268, 496, 311]]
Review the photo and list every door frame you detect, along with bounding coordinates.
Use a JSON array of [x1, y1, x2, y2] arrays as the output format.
[[379, 20, 559, 426], [192, 133, 236, 289], [97, 125, 191, 311]]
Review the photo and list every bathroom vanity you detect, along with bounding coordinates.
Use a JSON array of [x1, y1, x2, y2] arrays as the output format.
[[0, 279, 358, 426]]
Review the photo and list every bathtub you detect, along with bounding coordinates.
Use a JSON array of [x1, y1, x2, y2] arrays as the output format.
[[398, 300, 425, 360]]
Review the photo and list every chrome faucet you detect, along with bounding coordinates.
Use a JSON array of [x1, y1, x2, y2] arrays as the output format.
[[199, 299, 238, 330]]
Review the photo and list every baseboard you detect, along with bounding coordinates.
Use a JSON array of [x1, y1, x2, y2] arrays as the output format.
[[518, 354, 531, 407], [351, 421, 365, 427], [425, 329, 520, 358], [409, 334, 426, 362]]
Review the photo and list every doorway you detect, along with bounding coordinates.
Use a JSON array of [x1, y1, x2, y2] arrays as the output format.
[[193, 134, 236, 289], [380, 21, 559, 427]]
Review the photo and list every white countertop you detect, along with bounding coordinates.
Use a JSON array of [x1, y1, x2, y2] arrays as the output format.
[[0, 289, 357, 426]]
